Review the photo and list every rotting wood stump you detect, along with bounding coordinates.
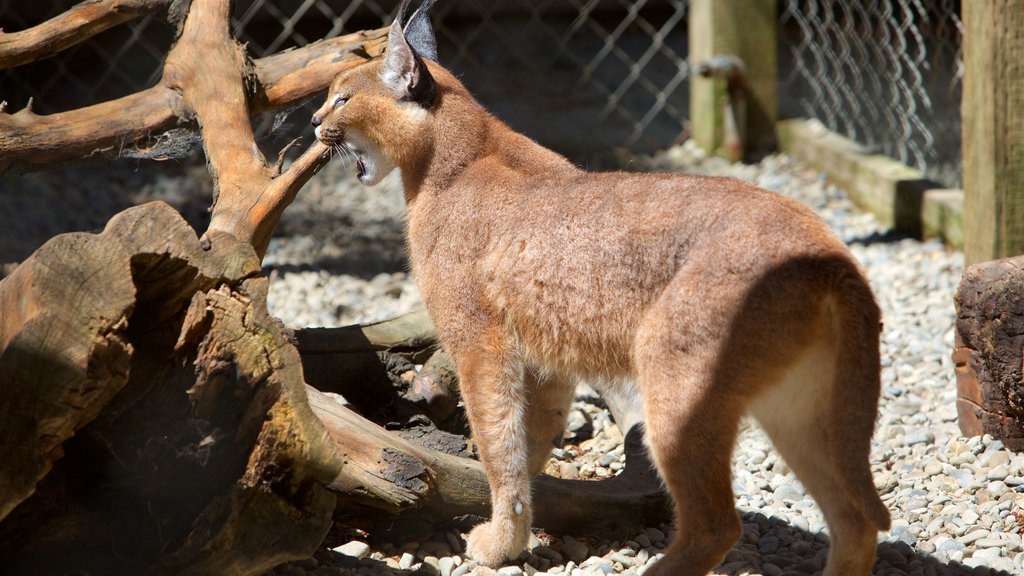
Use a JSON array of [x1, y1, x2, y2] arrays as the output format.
[[954, 255, 1024, 451], [0, 203, 342, 574]]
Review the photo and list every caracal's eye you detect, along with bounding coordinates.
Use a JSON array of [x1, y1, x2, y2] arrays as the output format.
[[332, 95, 349, 109]]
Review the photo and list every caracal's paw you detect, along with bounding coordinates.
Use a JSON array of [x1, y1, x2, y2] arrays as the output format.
[[465, 520, 527, 568]]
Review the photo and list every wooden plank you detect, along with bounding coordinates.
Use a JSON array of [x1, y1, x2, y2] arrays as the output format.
[[962, 0, 1024, 265], [688, 0, 777, 160]]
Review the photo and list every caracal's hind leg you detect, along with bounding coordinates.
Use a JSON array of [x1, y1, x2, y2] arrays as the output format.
[[749, 334, 885, 575], [634, 319, 745, 576], [456, 333, 533, 567], [524, 370, 576, 476]]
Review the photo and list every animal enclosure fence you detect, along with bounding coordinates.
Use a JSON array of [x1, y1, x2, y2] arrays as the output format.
[[779, 0, 964, 188], [1, 0, 963, 186]]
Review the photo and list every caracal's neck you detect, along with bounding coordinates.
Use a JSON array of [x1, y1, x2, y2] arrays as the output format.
[[399, 63, 577, 206]]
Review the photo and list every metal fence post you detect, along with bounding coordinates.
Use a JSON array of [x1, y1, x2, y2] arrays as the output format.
[[962, 0, 1024, 266], [688, 0, 777, 161]]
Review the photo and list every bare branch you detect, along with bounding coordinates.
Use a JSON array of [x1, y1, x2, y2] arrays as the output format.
[[0, 28, 386, 174], [0, 86, 181, 174], [253, 28, 387, 113], [206, 140, 332, 259], [0, 0, 172, 70], [162, 0, 268, 207]]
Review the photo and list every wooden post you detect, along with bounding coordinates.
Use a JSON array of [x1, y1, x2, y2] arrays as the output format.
[[688, 0, 777, 160], [962, 0, 1024, 266]]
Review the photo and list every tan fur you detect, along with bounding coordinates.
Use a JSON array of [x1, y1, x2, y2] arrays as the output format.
[[313, 30, 891, 575]]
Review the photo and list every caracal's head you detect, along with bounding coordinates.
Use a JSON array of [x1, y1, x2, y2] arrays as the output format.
[[311, 0, 438, 185]]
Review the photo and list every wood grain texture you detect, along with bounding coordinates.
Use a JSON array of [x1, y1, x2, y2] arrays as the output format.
[[962, 0, 1024, 265], [0, 203, 342, 575], [310, 385, 671, 533]]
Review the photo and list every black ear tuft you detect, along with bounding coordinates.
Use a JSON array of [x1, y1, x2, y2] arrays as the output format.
[[404, 0, 438, 62], [382, 3, 436, 108]]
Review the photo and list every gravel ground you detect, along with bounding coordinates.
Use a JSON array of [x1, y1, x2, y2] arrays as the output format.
[[3, 140, 1022, 576]]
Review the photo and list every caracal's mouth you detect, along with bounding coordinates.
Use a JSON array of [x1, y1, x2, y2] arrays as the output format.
[[352, 150, 366, 180], [314, 128, 368, 181], [316, 127, 393, 186], [344, 141, 372, 181]]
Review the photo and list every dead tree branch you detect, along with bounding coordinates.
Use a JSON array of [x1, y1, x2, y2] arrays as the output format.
[[0, 29, 386, 174], [0, 0, 174, 70]]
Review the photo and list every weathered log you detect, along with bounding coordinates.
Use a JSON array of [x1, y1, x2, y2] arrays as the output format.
[[0, 203, 342, 575], [0, 1, 350, 573], [954, 254, 1024, 450], [309, 385, 671, 533], [295, 311, 437, 414]]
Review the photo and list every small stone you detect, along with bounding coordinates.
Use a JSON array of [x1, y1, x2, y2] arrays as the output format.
[[960, 529, 990, 545], [561, 537, 589, 564], [333, 541, 371, 559], [758, 535, 780, 554], [643, 527, 666, 544], [532, 545, 563, 563]]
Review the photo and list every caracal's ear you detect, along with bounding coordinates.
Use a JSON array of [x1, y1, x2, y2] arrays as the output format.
[[381, 0, 436, 108], [404, 0, 438, 62]]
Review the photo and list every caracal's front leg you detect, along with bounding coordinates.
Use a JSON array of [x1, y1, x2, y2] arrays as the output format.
[[457, 334, 532, 567]]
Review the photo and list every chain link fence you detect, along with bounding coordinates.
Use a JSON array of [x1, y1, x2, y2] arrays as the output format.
[[779, 0, 964, 187], [1, 0, 962, 184]]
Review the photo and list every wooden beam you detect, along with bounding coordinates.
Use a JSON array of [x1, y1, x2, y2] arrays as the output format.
[[962, 0, 1024, 265], [688, 0, 777, 160]]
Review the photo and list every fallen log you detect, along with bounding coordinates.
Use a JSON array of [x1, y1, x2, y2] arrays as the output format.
[[309, 384, 671, 534], [0, 203, 342, 575]]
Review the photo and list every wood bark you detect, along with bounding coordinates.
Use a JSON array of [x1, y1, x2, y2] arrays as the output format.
[[0, 203, 342, 575], [295, 316, 670, 532], [0, 1, 350, 573], [310, 384, 671, 534], [954, 255, 1024, 450]]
